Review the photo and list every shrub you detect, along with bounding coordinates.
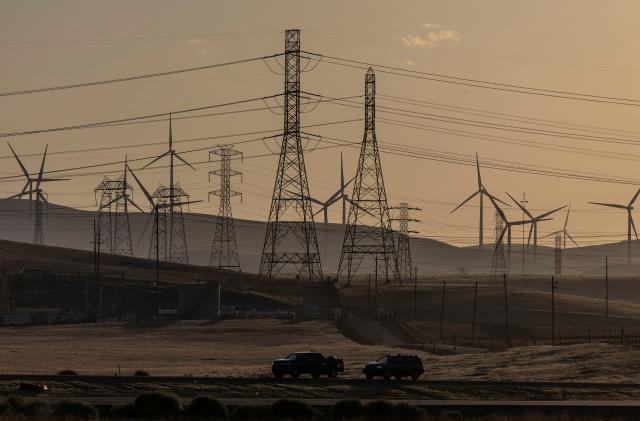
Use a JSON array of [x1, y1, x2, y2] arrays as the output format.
[[183, 396, 228, 419], [364, 400, 397, 420], [111, 403, 139, 419], [134, 369, 150, 376], [271, 399, 318, 420], [332, 400, 364, 419], [231, 405, 272, 420], [393, 403, 424, 420], [15, 399, 50, 417], [53, 400, 97, 420], [134, 391, 181, 419], [57, 369, 78, 376]]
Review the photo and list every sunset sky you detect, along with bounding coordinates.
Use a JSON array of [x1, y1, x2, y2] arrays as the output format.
[[1, 0, 640, 248]]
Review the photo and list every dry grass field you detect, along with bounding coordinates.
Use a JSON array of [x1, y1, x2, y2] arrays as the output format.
[[1, 319, 640, 384]]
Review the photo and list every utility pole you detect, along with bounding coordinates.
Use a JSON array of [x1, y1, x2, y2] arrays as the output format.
[[367, 274, 371, 318], [605, 256, 609, 320], [554, 233, 562, 275], [551, 276, 557, 345], [503, 274, 510, 347], [260, 29, 322, 281], [338, 67, 399, 284], [521, 193, 528, 274], [439, 280, 446, 341], [413, 266, 418, 320], [209, 145, 243, 271], [471, 280, 478, 345]]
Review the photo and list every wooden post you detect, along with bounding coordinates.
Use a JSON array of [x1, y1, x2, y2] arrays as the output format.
[[439, 280, 446, 341], [471, 280, 478, 346], [367, 275, 371, 318], [503, 274, 510, 347], [551, 276, 557, 346], [605, 256, 609, 320]]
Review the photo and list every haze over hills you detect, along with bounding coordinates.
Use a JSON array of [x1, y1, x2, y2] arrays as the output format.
[[0, 198, 637, 277]]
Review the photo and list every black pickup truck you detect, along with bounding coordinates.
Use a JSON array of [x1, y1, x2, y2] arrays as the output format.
[[271, 352, 344, 379], [362, 354, 425, 380]]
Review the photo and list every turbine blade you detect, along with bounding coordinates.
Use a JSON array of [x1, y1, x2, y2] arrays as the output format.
[[174, 152, 196, 171], [475, 152, 482, 189], [141, 151, 170, 169], [566, 231, 579, 247], [589, 202, 627, 209], [527, 224, 534, 245], [35, 144, 48, 190], [632, 216, 639, 241], [345, 197, 375, 218], [537, 205, 567, 220], [128, 198, 145, 213], [450, 190, 479, 214], [8, 143, 30, 179], [542, 230, 563, 239], [485, 192, 506, 221], [484, 189, 509, 207], [506, 191, 533, 218], [127, 164, 154, 206], [630, 187, 640, 207]]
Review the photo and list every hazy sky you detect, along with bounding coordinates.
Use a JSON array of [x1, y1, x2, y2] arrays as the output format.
[[1, 0, 640, 248]]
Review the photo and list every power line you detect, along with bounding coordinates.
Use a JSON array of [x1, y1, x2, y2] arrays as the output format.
[[0, 53, 284, 97], [302, 51, 640, 106]]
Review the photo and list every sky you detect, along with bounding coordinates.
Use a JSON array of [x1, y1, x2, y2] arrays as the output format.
[[1, 0, 640, 248]]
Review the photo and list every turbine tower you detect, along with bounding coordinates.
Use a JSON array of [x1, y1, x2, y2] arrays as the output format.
[[506, 192, 565, 257], [209, 145, 242, 271], [94, 157, 143, 256], [141, 115, 196, 263], [590, 187, 640, 262], [486, 193, 538, 273], [259, 29, 323, 281], [543, 204, 578, 249], [451, 153, 508, 249], [338, 67, 399, 284], [310, 153, 356, 224], [7, 143, 68, 245]]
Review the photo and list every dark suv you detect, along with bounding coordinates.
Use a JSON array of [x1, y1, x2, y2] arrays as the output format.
[[271, 352, 344, 379], [362, 355, 424, 380]]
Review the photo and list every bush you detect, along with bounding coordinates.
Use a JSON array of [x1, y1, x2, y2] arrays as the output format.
[[53, 400, 97, 420], [394, 403, 424, 420], [111, 403, 139, 419], [183, 396, 228, 420], [134, 391, 181, 419], [57, 369, 78, 376], [364, 400, 397, 420], [134, 369, 150, 376], [271, 399, 318, 420], [231, 405, 272, 420], [332, 400, 364, 419]]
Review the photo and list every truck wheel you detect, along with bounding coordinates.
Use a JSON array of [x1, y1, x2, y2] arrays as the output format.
[[411, 372, 421, 381], [292, 369, 300, 379], [329, 369, 338, 378], [382, 371, 391, 380], [273, 371, 284, 379], [366, 373, 374, 380], [312, 371, 321, 379]]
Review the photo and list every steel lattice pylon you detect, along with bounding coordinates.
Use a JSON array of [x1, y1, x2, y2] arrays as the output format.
[[259, 29, 323, 281], [392, 202, 421, 281], [338, 67, 399, 285], [148, 184, 190, 263], [490, 210, 507, 278], [209, 145, 242, 270], [94, 160, 141, 256], [554, 232, 562, 275]]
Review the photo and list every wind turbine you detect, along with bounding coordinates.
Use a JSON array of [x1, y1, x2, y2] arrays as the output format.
[[589, 187, 640, 261], [486, 193, 541, 271], [543, 204, 578, 249], [451, 152, 508, 249], [6, 143, 69, 245], [309, 153, 356, 224], [140, 114, 197, 263], [506, 192, 566, 256]]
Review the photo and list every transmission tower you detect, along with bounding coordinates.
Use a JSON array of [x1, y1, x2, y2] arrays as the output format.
[[7, 143, 68, 245], [554, 232, 562, 275], [209, 145, 242, 270], [490, 210, 506, 278], [259, 29, 323, 281], [391, 203, 421, 281], [338, 67, 400, 285], [94, 158, 141, 256]]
